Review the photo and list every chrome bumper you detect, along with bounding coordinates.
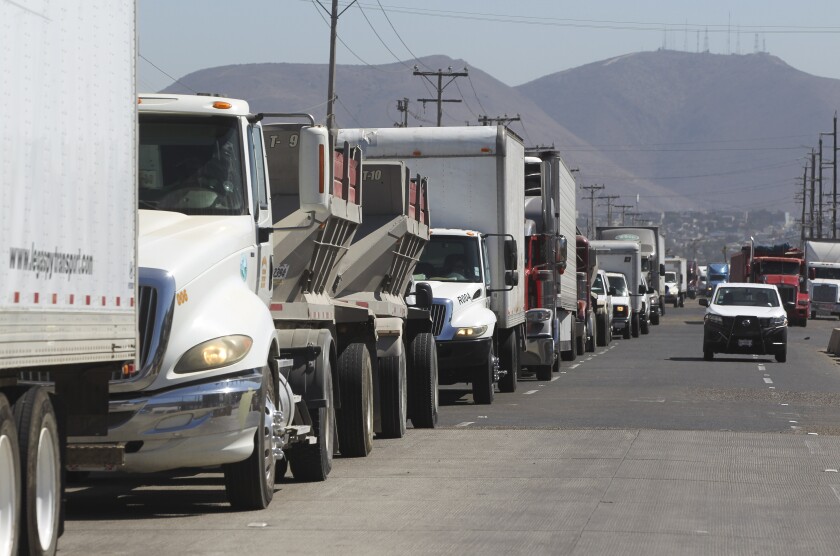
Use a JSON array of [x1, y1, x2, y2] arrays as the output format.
[[70, 369, 264, 473], [522, 336, 554, 366]]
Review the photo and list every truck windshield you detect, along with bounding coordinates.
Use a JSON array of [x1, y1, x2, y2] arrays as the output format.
[[665, 272, 677, 282], [758, 260, 800, 275], [138, 115, 246, 216], [608, 274, 629, 296], [814, 267, 840, 280], [416, 236, 482, 283], [592, 274, 606, 295], [714, 286, 780, 307], [710, 273, 726, 282]]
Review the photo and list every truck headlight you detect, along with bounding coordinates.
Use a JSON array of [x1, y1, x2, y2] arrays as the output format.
[[455, 325, 488, 337], [174, 335, 253, 373], [772, 316, 788, 327], [526, 309, 552, 322], [705, 314, 723, 325]]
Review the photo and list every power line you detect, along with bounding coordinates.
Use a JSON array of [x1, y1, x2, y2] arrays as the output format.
[[413, 66, 468, 126], [375, 0, 430, 71], [138, 54, 196, 93]]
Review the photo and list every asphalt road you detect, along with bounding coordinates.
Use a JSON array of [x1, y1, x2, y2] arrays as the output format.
[[60, 302, 840, 555]]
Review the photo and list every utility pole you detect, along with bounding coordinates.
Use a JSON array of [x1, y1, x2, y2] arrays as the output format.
[[581, 184, 605, 237], [323, 0, 356, 180], [819, 137, 824, 238], [395, 98, 409, 127], [811, 150, 816, 239], [413, 66, 468, 126], [615, 204, 634, 226], [801, 164, 809, 242], [598, 195, 620, 226], [834, 112, 838, 238], [478, 114, 521, 128]]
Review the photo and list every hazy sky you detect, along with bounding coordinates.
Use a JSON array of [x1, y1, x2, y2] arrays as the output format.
[[138, 0, 840, 93]]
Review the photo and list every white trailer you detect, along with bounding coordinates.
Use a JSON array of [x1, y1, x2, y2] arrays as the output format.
[[340, 126, 525, 404], [1, 1, 136, 552], [805, 239, 840, 319]]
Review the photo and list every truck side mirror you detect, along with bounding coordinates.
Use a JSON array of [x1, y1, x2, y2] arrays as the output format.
[[647, 287, 655, 294], [505, 270, 519, 286], [555, 235, 567, 265], [809, 268, 816, 280], [414, 282, 433, 309], [699, 298, 709, 307], [659, 263, 666, 276], [638, 284, 647, 295], [504, 238, 518, 270]]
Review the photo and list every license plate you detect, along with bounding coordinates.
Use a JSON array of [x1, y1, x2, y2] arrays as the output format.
[[738, 339, 752, 347]]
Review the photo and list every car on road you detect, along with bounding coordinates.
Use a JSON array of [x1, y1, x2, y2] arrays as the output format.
[[700, 283, 788, 362], [607, 271, 632, 339]]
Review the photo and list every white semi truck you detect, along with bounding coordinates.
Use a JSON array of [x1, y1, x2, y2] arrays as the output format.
[[340, 126, 525, 404], [805, 239, 840, 319], [1, 1, 136, 552], [523, 150, 579, 380]]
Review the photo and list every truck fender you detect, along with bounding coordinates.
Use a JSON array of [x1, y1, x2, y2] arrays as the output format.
[[375, 317, 405, 359], [274, 328, 337, 411]]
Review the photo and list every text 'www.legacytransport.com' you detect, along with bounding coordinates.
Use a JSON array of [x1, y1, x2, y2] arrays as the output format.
[[8, 244, 94, 280]]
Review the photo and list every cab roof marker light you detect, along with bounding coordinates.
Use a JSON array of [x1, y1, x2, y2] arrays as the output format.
[[212, 101, 233, 110]]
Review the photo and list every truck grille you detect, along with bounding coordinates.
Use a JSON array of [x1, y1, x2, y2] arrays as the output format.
[[430, 303, 447, 336], [776, 285, 796, 305], [813, 283, 837, 303]]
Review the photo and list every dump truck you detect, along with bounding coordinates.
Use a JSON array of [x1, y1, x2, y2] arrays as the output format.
[[332, 160, 439, 433], [340, 126, 525, 404], [730, 243, 808, 326], [2, 1, 136, 552]]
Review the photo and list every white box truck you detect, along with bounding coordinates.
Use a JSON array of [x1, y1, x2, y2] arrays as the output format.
[[1, 1, 136, 552], [590, 240, 651, 337], [664, 256, 688, 307], [339, 126, 525, 404], [805, 239, 840, 319]]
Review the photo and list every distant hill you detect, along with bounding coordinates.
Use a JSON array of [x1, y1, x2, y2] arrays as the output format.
[[160, 50, 840, 212]]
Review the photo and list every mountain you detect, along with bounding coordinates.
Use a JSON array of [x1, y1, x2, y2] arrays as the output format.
[[160, 51, 840, 212], [517, 50, 840, 211]]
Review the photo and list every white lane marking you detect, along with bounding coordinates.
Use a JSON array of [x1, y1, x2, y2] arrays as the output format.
[[763, 378, 774, 384], [455, 421, 474, 427], [789, 420, 798, 423], [769, 386, 776, 389], [758, 364, 766, 371], [523, 390, 539, 395], [830, 485, 840, 505], [569, 364, 580, 369], [781, 403, 789, 406], [551, 376, 559, 382]]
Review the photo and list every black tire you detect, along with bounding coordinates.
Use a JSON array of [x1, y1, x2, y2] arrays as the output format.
[[288, 363, 334, 482], [622, 323, 631, 339], [561, 331, 577, 361], [13, 387, 60, 555], [641, 316, 650, 335], [336, 343, 374, 457], [679, 296, 685, 308], [472, 342, 495, 405], [497, 329, 519, 393], [408, 332, 439, 429], [576, 332, 585, 356], [596, 311, 608, 347], [810, 310, 816, 320], [776, 345, 787, 363], [0, 393, 20, 556], [651, 310, 660, 325], [660, 304, 665, 316], [631, 313, 640, 338], [378, 352, 407, 438], [224, 370, 276, 510], [585, 329, 595, 352], [704, 348, 714, 361], [800, 317, 807, 328]]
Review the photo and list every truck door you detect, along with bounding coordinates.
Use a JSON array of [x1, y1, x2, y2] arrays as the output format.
[[249, 123, 273, 307]]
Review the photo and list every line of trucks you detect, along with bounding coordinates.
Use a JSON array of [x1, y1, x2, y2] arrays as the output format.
[[0, 2, 683, 552]]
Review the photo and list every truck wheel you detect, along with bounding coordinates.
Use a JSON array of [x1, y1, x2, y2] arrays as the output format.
[[408, 332, 438, 429], [379, 352, 407, 438], [535, 365, 552, 382], [595, 312, 608, 347], [801, 317, 807, 328], [0, 394, 20, 556], [679, 296, 685, 308], [641, 316, 650, 335], [288, 364, 334, 482], [631, 314, 640, 338], [13, 387, 60, 554], [704, 350, 714, 361], [776, 344, 787, 363], [622, 323, 631, 340], [224, 370, 276, 510], [576, 333, 585, 357], [810, 310, 816, 320], [497, 328, 519, 393], [472, 343, 495, 405], [650, 310, 660, 325], [336, 343, 374, 457]]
